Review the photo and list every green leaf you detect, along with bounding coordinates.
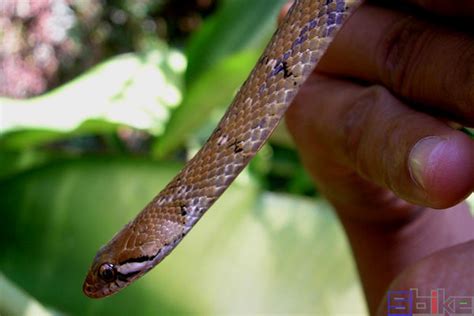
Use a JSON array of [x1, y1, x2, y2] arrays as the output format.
[[185, 0, 287, 84], [0, 272, 60, 316], [0, 46, 185, 148], [0, 157, 365, 314], [154, 0, 287, 156], [154, 51, 259, 157], [0, 149, 59, 180]]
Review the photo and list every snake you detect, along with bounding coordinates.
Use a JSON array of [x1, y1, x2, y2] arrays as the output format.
[[83, 0, 363, 298]]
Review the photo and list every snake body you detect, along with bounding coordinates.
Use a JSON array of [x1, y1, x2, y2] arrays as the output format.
[[83, 0, 362, 298]]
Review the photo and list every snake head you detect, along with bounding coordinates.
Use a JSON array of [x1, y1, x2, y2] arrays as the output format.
[[83, 247, 156, 298], [83, 226, 167, 298], [83, 245, 131, 298]]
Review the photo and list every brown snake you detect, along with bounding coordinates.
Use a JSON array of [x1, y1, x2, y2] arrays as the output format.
[[83, 0, 363, 298]]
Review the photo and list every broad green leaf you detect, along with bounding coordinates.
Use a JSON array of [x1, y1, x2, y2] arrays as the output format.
[[154, 51, 259, 157], [0, 149, 60, 180], [0, 45, 185, 148], [155, 0, 287, 156], [0, 158, 365, 315], [0, 158, 193, 315], [185, 0, 287, 84]]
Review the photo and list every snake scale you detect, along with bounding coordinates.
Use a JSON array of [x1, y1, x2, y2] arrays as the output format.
[[83, 0, 363, 298]]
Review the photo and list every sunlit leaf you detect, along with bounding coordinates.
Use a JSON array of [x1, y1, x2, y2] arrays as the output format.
[[0, 46, 185, 145]]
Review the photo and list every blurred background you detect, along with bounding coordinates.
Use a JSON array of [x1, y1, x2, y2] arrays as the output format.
[[0, 0, 367, 314]]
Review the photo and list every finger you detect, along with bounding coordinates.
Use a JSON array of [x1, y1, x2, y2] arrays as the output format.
[[400, 0, 474, 16], [317, 4, 474, 123], [286, 75, 474, 209], [379, 239, 474, 315], [279, 1, 474, 21]]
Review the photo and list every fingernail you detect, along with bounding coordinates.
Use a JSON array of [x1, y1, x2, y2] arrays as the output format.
[[409, 136, 446, 189]]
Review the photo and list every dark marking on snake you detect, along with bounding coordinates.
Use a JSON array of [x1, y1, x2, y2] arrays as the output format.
[[118, 250, 160, 265], [180, 204, 187, 216], [227, 139, 244, 153], [259, 55, 270, 65], [272, 61, 293, 79], [268, 2, 347, 84], [117, 270, 140, 282], [282, 61, 293, 78], [119, 256, 153, 265]]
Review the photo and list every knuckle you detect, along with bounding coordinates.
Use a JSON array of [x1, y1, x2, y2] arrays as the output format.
[[342, 85, 388, 172], [377, 15, 474, 123], [449, 38, 474, 115], [342, 85, 409, 190], [375, 17, 432, 96]]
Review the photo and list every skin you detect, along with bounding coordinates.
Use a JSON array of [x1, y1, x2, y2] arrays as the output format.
[[281, 1, 474, 315]]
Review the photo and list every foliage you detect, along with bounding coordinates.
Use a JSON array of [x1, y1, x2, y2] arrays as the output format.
[[0, 1, 366, 315]]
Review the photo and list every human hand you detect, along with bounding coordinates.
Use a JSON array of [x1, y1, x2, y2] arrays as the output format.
[[280, 1, 474, 314]]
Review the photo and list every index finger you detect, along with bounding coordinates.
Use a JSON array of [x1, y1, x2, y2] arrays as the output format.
[[317, 2, 474, 123], [399, 0, 474, 16]]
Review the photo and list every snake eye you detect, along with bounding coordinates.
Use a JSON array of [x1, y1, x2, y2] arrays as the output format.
[[98, 263, 116, 282]]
